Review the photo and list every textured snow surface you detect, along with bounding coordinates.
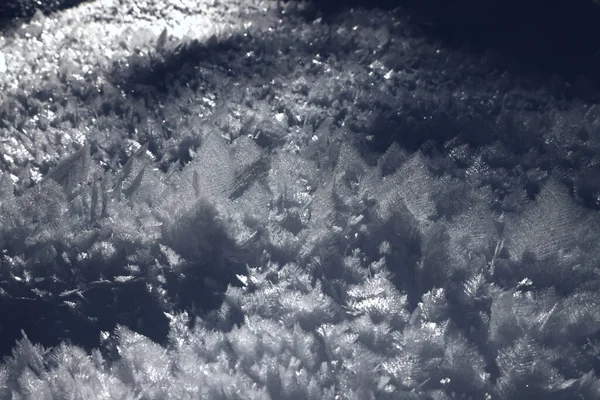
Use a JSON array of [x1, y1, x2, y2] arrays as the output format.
[[1, 0, 600, 399]]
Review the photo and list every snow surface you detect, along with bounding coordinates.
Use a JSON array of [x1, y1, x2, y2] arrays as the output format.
[[1, 0, 600, 399]]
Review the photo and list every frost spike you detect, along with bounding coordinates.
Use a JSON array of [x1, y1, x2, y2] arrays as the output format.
[[156, 28, 168, 52], [90, 172, 99, 222], [123, 167, 146, 198]]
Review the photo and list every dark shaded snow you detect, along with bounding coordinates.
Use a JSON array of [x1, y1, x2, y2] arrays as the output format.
[[1, 0, 600, 399]]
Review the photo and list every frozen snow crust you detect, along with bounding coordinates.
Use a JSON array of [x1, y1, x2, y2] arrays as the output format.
[[1, 0, 600, 399]]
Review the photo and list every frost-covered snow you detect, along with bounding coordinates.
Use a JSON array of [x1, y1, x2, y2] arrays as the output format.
[[1, 0, 600, 399]]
